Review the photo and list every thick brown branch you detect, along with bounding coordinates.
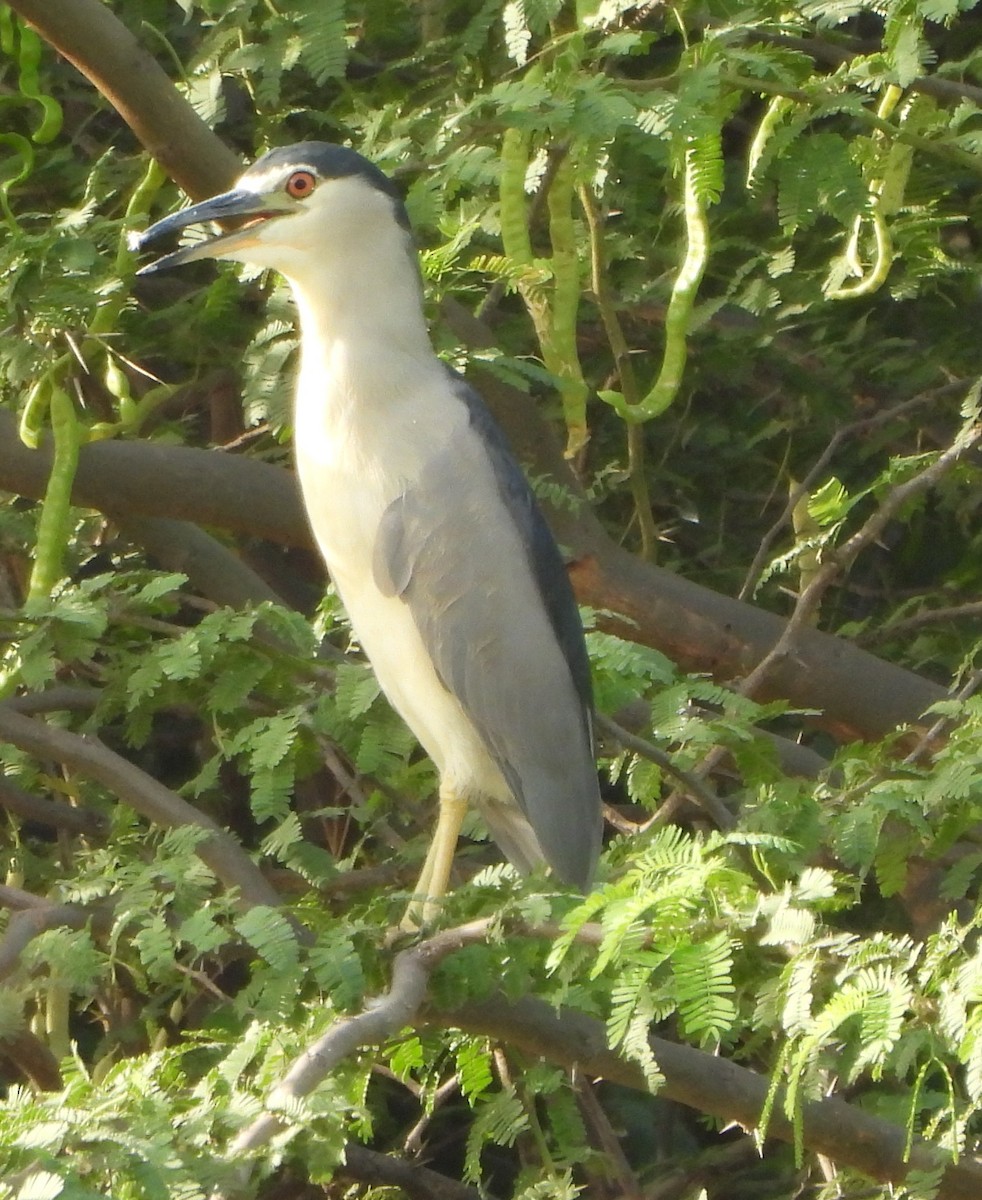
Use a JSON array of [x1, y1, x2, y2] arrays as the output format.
[[738, 415, 982, 702], [434, 994, 982, 1200], [0, 411, 308, 546], [0, 901, 109, 984], [122, 517, 290, 610], [0, 402, 946, 741], [0, 1028, 63, 1091]]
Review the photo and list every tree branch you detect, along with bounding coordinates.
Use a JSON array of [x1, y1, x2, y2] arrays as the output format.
[[0, 403, 946, 745], [596, 712, 735, 830], [0, 1028, 63, 1091], [219, 913, 982, 1198], [7, 0, 240, 200], [434, 994, 982, 1200], [0, 706, 288, 913], [0, 775, 106, 836], [739, 384, 962, 602], [335, 1143, 495, 1200], [738, 412, 982, 703], [0, 900, 110, 984], [121, 517, 290, 611], [226, 919, 495, 1162]]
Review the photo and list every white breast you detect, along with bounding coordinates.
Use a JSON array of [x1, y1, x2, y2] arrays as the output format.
[[292, 338, 509, 801]]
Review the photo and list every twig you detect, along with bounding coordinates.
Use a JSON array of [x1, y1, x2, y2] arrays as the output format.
[[739, 413, 982, 702], [862, 599, 982, 642], [739, 384, 961, 601], [902, 669, 982, 768], [596, 712, 735, 831], [753, 30, 982, 108], [403, 1074, 461, 1155], [336, 1141, 495, 1200], [579, 184, 658, 561], [121, 516, 290, 612], [572, 1067, 644, 1199], [0, 775, 106, 836], [721, 72, 982, 177]]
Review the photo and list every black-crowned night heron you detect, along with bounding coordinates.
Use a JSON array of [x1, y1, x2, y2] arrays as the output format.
[[132, 142, 602, 923]]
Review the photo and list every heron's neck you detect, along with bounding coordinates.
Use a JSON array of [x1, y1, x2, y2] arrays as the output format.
[[287, 235, 433, 374]]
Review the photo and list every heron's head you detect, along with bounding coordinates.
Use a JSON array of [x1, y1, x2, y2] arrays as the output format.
[[132, 142, 411, 279]]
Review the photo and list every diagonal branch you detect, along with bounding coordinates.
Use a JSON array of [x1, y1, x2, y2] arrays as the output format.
[[0, 705, 287, 913], [7, 0, 240, 199], [227, 919, 494, 1161], [0, 900, 110, 985], [0, 775, 106, 836], [221, 914, 982, 1199], [739, 383, 964, 602], [739, 412, 982, 703]]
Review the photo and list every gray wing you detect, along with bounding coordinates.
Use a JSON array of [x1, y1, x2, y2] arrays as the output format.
[[372, 379, 601, 890]]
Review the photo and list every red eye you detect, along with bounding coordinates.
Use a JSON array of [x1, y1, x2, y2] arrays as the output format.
[[286, 170, 316, 199]]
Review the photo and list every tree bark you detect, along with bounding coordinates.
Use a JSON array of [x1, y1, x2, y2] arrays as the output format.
[[0, 409, 945, 740]]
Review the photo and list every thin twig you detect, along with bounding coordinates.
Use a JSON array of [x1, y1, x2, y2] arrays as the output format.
[[596, 712, 735, 830], [862, 599, 982, 642], [579, 184, 659, 560], [337, 1141, 496, 1200], [477, 142, 571, 326], [739, 413, 982, 702], [739, 383, 962, 601], [902, 669, 982, 768], [573, 1067, 645, 1200], [753, 30, 982, 107], [403, 1074, 461, 1155]]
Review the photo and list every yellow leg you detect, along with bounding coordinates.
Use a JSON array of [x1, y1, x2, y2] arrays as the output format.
[[401, 783, 468, 931]]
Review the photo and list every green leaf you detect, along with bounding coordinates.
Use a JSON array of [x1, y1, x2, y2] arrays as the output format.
[[777, 133, 866, 233], [234, 906, 300, 974], [289, 0, 348, 83]]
